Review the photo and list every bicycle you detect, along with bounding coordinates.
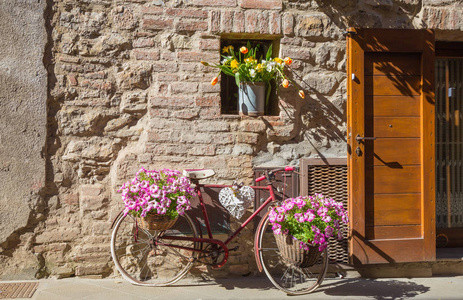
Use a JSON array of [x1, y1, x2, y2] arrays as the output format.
[[110, 167, 329, 295]]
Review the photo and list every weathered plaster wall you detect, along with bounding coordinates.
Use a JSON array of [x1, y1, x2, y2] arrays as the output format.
[[1, 0, 462, 279], [0, 1, 47, 278]]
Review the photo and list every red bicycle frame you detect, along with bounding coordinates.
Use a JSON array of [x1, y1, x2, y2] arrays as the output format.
[[127, 167, 295, 269]]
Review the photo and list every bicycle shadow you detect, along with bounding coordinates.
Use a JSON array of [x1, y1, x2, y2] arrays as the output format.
[[213, 275, 277, 291], [318, 278, 430, 300]]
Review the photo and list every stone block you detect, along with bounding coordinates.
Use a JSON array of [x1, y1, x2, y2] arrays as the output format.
[[79, 184, 107, 212], [423, 7, 463, 30], [165, 8, 208, 18], [195, 95, 220, 107], [245, 10, 258, 33], [120, 91, 147, 113], [240, 0, 282, 10], [35, 228, 81, 244], [269, 11, 281, 35], [170, 82, 199, 94], [63, 193, 79, 207], [142, 17, 174, 30], [75, 263, 109, 276], [175, 20, 209, 32], [133, 49, 160, 60], [188, 144, 216, 156], [221, 10, 234, 32], [173, 108, 200, 120], [177, 51, 217, 62], [209, 10, 221, 33], [133, 38, 155, 48], [192, 0, 237, 7], [199, 38, 220, 50]]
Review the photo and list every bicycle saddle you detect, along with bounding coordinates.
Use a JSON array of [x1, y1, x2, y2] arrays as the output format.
[[182, 169, 215, 180]]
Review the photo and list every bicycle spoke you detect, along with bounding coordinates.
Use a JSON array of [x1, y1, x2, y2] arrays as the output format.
[[111, 213, 198, 286], [257, 214, 328, 295]]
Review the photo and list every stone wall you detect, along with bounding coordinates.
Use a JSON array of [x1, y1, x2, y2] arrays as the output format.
[[1, 0, 462, 279]]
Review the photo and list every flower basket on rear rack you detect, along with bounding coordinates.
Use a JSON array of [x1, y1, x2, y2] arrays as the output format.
[[117, 168, 195, 231], [269, 194, 349, 267]]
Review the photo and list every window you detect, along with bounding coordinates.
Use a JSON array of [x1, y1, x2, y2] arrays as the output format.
[[220, 38, 280, 116]]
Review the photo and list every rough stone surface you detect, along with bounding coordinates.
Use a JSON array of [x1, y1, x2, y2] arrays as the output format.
[[1, 0, 463, 280], [0, 2, 47, 247]]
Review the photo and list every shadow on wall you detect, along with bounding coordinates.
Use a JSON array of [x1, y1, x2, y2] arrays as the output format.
[[312, 0, 420, 29]]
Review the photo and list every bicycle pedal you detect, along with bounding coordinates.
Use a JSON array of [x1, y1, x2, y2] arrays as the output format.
[[229, 246, 239, 252]]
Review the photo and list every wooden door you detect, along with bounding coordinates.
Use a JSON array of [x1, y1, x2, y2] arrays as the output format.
[[347, 28, 436, 264]]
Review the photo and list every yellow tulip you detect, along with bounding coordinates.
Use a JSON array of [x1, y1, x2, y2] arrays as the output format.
[[222, 45, 234, 54], [230, 59, 239, 69], [274, 57, 283, 64]]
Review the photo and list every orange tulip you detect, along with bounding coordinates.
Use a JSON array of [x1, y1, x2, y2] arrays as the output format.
[[298, 90, 305, 99], [211, 77, 218, 86], [240, 46, 248, 54], [284, 57, 292, 66], [282, 79, 289, 88]]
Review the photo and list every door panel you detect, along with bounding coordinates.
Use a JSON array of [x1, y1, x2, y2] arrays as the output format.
[[367, 139, 421, 165], [365, 225, 421, 240], [373, 117, 421, 137], [365, 194, 422, 226], [365, 95, 420, 117], [365, 166, 421, 194], [365, 75, 421, 96], [364, 53, 421, 76], [347, 28, 435, 264]]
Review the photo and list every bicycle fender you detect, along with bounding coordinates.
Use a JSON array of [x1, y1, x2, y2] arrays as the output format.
[[254, 210, 271, 273]]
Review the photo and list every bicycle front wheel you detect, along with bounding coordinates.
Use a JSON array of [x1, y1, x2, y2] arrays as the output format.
[[111, 212, 198, 286], [256, 213, 328, 295]]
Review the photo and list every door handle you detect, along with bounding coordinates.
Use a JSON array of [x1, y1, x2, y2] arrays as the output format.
[[355, 134, 376, 142]]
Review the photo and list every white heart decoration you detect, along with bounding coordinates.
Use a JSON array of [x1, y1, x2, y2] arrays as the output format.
[[218, 186, 255, 220]]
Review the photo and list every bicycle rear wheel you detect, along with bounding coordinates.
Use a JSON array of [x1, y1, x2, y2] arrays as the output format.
[[111, 213, 198, 286], [255, 213, 328, 295]]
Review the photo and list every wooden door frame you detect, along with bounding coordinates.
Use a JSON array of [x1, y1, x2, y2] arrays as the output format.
[[347, 28, 436, 264]]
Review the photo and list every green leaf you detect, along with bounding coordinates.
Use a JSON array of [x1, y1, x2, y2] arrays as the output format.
[[266, 81, 272, 107], [266, 44, 273, 61], [235, 72, 241, 87]]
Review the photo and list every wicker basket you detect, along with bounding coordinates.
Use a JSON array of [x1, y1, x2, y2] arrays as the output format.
[[138, 212, 178, 231], [274, 233, 322, 268]]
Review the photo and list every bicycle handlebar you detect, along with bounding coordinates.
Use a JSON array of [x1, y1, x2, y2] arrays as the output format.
[[255, 166, 296, 183]]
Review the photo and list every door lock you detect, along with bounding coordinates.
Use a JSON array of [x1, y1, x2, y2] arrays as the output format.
[[355, 146, 362, 156]]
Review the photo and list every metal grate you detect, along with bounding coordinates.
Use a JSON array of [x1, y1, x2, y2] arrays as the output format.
[[436, 58, 463, 229], [300, 158, 349, 264], [0, 282, 39, 299]]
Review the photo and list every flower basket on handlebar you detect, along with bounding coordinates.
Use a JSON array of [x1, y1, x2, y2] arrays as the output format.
[[274, 233, 322, 268], [138, 212, 178, 231]]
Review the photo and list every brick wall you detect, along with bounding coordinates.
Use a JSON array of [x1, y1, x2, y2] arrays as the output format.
[[1, 0, 462, 279]]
